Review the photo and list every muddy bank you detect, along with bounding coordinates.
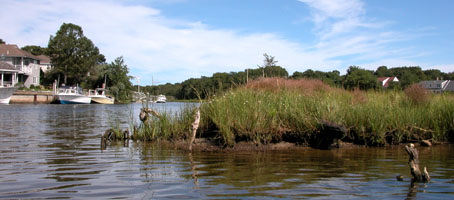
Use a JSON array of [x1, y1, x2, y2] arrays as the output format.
[[169, 138, 367, 152], [143, 138, 450, 152]]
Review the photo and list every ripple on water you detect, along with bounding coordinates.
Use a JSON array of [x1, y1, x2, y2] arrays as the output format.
[[0, 104, 454, 199]]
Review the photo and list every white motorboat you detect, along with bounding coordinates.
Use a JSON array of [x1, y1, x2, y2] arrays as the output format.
[[56, 86, 91, 104], [88, 88, 114, 104], [155, 94, 166, 103], [0, 86, 16, 104]]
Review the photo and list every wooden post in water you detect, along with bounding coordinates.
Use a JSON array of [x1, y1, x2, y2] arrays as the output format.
[[189, 108, 200, 151], [405, 143, 430, 182]]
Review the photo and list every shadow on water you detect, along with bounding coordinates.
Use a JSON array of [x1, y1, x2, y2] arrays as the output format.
[[0, 103, 454, 199]]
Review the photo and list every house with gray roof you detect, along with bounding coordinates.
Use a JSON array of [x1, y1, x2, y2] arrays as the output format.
[[0, 44, 41, 87], [0, 61, 19, 87], [419, 80, 454, 93], [36, 54, 52, 72]]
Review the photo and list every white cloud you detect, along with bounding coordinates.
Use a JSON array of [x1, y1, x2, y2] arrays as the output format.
[[2, 0, 328, 84], [426, 64, 454, 73]]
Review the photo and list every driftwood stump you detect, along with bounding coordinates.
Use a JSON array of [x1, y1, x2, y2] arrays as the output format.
[[100, 128, 130, 150], [140, 108, 162, 122], [189, 109, 201, 151], [405, 143, 430, 182]]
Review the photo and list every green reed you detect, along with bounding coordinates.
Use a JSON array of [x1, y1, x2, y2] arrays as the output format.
[[198, 79, 454, 147], [133, 78, 454, 147], [134, 105, 198, 141]]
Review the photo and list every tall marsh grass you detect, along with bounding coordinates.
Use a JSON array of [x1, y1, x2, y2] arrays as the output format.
[[134, 78, 454, 147], [199, 78, 454, 146], [134, 104, 198, 141]]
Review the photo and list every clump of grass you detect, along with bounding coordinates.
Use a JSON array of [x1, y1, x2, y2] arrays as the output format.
[[404, 84, 431, 105], [134, 105, 198, 141], [108, 120, 127, 140]]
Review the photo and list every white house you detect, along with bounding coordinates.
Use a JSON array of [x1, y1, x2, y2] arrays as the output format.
[[0, 44, 41, 87]]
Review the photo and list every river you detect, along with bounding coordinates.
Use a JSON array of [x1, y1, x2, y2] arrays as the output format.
[[0, 103, 453, 199]]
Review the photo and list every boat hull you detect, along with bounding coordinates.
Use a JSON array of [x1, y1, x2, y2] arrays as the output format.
[[57, 95, 91, 104], [0, 87, 16, 104], [91, 96, 114, 104], [155, 95, 166, 103]]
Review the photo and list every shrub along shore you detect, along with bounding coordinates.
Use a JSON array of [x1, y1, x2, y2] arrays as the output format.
[[117, 78, 454, 149]]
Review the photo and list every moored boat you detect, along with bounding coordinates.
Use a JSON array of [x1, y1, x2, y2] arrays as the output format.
[[88, 88, 114, 104], [156, 94, 166, 103], [56, 86, 91, 104], [0, 86, 16, 104], [0, 61, 19, 104]]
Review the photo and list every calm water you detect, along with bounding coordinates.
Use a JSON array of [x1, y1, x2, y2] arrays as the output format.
[[0, 103, 453, 199]]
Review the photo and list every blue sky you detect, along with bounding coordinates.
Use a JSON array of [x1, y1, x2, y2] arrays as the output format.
[[1, 0, 453, 85]]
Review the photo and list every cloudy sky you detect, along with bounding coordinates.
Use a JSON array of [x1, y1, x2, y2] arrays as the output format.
[[1, 0, 453, 85]]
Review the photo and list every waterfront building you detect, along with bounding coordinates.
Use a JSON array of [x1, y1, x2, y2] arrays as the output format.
[[0, 44, 42, 87], [419, 80, 454, 93], [0, 61, 19, 87], [36, 54, 53, 73]]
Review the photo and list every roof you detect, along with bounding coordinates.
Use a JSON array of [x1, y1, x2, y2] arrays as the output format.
[[377, 77, 399, 87], [419, 80, 449, 89], [444, 81, 454, 91], [0, 61, 19, 71], [36, 55, 51, 64], [0, 44, 39, 60]]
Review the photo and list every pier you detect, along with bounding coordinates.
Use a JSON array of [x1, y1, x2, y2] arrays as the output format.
[[10, 91, 55, 104]]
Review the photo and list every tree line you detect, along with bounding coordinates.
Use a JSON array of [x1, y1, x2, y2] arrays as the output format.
[[142, 55, 454, 100], [6, 25, 452, 101]]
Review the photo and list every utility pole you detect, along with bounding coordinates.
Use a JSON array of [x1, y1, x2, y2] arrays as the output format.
[[133, 76, 140, 92], [151, 75, 160, 94], [246, 69, 249, 84]]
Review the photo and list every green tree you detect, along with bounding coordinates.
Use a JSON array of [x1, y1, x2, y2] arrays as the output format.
[[263, 53, 278, 67], [105, 57, 132, 102], [443, 72, 454, 80], [0, 38, 5, 44], [375, 66, 393, 77], [47, 23, 105, 85], [21, 45, 48, 56], [344, 66, 377, 90], [388, 67, 426, 87], [290, 69, 341, 86], [399, 70, 420, 88], [423, 69, 443, 80]]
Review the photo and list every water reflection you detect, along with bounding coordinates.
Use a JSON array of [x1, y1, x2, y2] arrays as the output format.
[[0, 104, 453, 199]]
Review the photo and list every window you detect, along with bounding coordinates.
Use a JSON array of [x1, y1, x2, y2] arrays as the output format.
[[33, 77, 37, 84]]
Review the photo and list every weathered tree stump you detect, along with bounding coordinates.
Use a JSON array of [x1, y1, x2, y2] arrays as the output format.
[[100, 128, 130, 149], [189, 108, 201, 151], [132, 125, 138, 140], [140, 108, 162, 122], [404, 143, 430, 182], [420, 140, 432, 147]]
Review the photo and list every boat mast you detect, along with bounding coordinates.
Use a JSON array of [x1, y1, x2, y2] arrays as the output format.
[[103, 74, 107, 89]]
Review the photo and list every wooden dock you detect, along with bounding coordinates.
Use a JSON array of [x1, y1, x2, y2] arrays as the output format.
[[10, 91, 56, 104]]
